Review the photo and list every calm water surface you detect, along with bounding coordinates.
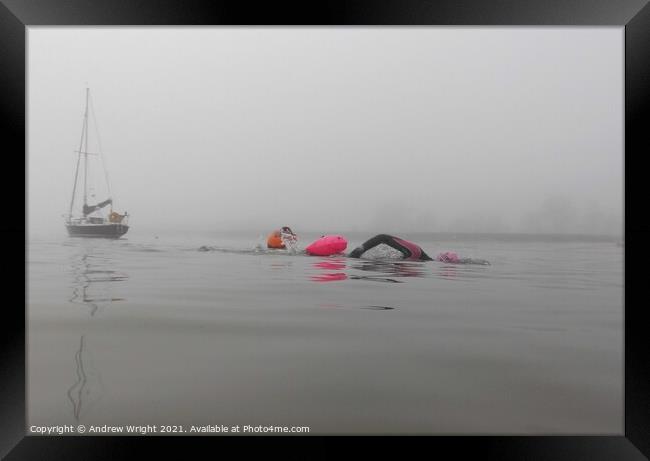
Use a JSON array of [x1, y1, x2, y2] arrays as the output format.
[[27, 230, 623, 434]]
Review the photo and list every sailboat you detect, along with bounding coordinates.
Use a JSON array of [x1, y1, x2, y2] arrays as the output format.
[[65, 88, 130, 238]]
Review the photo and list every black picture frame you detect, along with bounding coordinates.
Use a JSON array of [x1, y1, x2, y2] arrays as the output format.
[[3, 1, 649, 459]]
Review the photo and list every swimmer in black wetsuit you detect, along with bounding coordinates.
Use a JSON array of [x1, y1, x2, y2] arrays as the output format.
[[348, 234, 491, 265], [348, 234, 433, 261]]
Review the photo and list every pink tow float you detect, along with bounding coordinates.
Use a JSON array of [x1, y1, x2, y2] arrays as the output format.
[[305, 235, 348, 256]]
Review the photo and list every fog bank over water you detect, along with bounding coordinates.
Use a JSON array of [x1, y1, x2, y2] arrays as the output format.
[[28, 28, 622, 238]]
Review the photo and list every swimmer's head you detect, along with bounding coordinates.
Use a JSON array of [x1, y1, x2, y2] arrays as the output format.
[[436, 251, 460, 263], [280, 227, 298, 249]]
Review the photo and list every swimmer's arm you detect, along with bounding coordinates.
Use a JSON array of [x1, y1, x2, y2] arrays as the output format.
[[348, 235, 396, 258]]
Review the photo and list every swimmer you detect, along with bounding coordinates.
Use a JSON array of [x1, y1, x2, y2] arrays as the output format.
[[348, 234, 433, 261], [267, 226, 298, 249], [347, 234, 490, 265]]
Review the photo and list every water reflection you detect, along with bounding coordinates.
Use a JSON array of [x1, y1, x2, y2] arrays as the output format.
[[348, 259, 426, 283], [434, 264, 458, 279], [312, 273, 348, 282], [66, 335, 105, 421], [67, 336, 87, 420], [310, 258, 348, 282], [310, 258, 429, 283], [67, 241, 127, 420], [350, 260, 427, 278], [69, 244, 128, 316], [64, 333, 107, 422]]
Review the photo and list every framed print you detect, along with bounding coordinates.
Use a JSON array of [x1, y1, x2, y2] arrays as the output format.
[[3, 0, 649, 459]]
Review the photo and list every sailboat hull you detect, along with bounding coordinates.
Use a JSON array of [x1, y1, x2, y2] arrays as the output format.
[[66, 223, 129, 238]]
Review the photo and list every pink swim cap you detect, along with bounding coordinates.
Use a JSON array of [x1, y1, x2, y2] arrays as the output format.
[[436, 251, 460, 263]]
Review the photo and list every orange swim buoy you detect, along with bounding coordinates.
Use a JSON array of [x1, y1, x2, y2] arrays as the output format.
[[267, 230, 285, 249]]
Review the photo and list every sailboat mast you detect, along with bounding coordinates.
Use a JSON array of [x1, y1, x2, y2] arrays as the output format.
[[68, 88, 88, 218], [83, 87, 89, 207]]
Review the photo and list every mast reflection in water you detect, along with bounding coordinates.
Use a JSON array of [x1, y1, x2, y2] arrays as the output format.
[[67, 242, 128, 420]]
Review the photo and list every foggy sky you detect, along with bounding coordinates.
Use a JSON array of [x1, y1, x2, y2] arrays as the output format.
[[27, 27, 623, 237]]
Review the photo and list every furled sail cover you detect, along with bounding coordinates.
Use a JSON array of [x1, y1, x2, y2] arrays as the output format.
[[83, 198, 112, 216]]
